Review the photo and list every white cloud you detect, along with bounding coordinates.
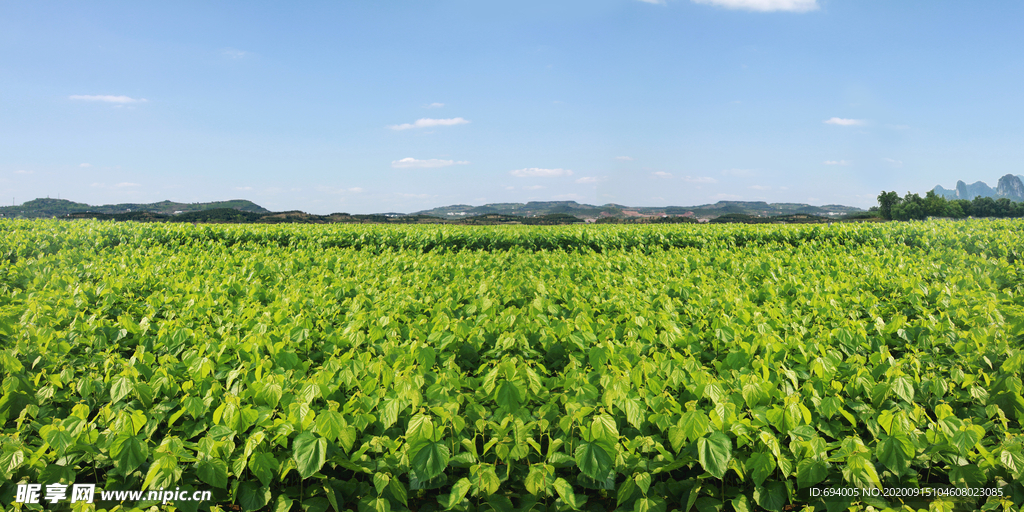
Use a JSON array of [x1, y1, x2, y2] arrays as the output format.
[[823, 160, 851, 166], [715, 193, 742, 200], [221, 48, 249, 59], [14, 169, 33, 174], [504, 186, 515, 191], [388, 117, 470, 130], [424, 102, 444, 108], [79, 163, 92, 168], [615, 156, 634, 161], [683, 176, 717, 183], [575, 176, 607, 184], [348, 187, 364, 193], [883, 158, 903, 166], [691, 0, 818, 12], [652, 171, 673, 178], [235, 186, 253, 191], [523, 185, 545, 190], [637, 0, 666, 5], [510, 167, 573, 178], [749, 185, 771, 190], [115, 182, 141, 187], [391, 157, 469, 168], [70, 95, 146, 104], [824, 117, 865, 126]]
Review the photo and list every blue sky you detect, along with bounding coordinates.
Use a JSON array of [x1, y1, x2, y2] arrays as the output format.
[[2, 0, 1023, 214]]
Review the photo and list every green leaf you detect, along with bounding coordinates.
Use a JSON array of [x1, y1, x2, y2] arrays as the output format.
[[745, 452, 775, 487], [470, 464, 501, 495], [730, 494, 751, 512], [753, 482, 787, 512], [110, 431, 149, 475], [237, 481, 272, 512], [667, 426, 687, 453], [679, 410, 711, 443], [553, 478, 584, 511], [305, 497, 331, 512], [142, 454, 181, 492], [388, 478, 408, 507], [876, 433, 914, 476], [197, 458, 228, 488], [575, 440, 615, 481], [274, 494, 294, 512], [891, 375, 915, 403], [843, 454, 882, 489], [526, 464, 555, 496], [948, 464, 986, 488], [999, 448, 1024, 476], [41, 427, 75, 456], [374, 473, 391, 495], [951, 425, 985, 455], [817, 396, 842, 419], [697, 432, 732, 480], [379, 398, 401, 429], [368, 498, 391, 512], [445, 478, 472, 509], [623, 397, 644, 428], [110, 375, 134, 404], [292, 432, 328, 478], [617, 475, 637, 505], [416, 346, 436, 368], [694, 497, 722, 512], [314, 410, 346, 442], [590, 413, 619, 443], [495, 380, 522, 412], [409, 439, 450, 481], [249, 451, 279, 487], [634, 472, 652, 495], [407, 413, 434, 442], [741, 383, 766, 408], [634, 497, 658, 512], [796, 457, 829, 488]]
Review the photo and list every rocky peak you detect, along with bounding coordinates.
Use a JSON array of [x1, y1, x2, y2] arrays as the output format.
[[996, 174, 1024, 201]]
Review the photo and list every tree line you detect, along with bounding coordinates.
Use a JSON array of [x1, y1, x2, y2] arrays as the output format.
[[876, 190, 1024, 220]]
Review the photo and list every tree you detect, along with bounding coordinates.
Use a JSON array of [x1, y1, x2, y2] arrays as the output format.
[[923, 190, 947, 218], [944, 201, 965, 219], [877, 191, 901, 220], [971, 196, 996, 217]]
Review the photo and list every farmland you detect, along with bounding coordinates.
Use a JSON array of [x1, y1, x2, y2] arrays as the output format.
[[1, 220, 1023, 512]]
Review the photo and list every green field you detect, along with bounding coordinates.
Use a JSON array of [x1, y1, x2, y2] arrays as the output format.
[[1, 220, 1023, 512]]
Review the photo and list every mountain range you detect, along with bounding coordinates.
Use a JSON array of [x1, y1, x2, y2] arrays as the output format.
[[0, 198, 864, 220], [0, 198, 268, 219], [410, 200, 863, 219], [932, 174, 1024, 201]]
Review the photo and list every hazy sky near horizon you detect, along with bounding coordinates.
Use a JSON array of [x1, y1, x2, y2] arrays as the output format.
[[3, 1, 1023, 214]]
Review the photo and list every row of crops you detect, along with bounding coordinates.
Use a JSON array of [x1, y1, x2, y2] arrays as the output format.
[[1, 219, 1023, 512], [1, 220, 1022, 260]]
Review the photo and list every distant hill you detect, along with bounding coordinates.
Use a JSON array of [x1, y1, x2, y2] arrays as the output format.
[[1, 197, 866, 224], [933, 174, 1024, 201], [412, 200, 863, 220], [0, 198, 269, 219]]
